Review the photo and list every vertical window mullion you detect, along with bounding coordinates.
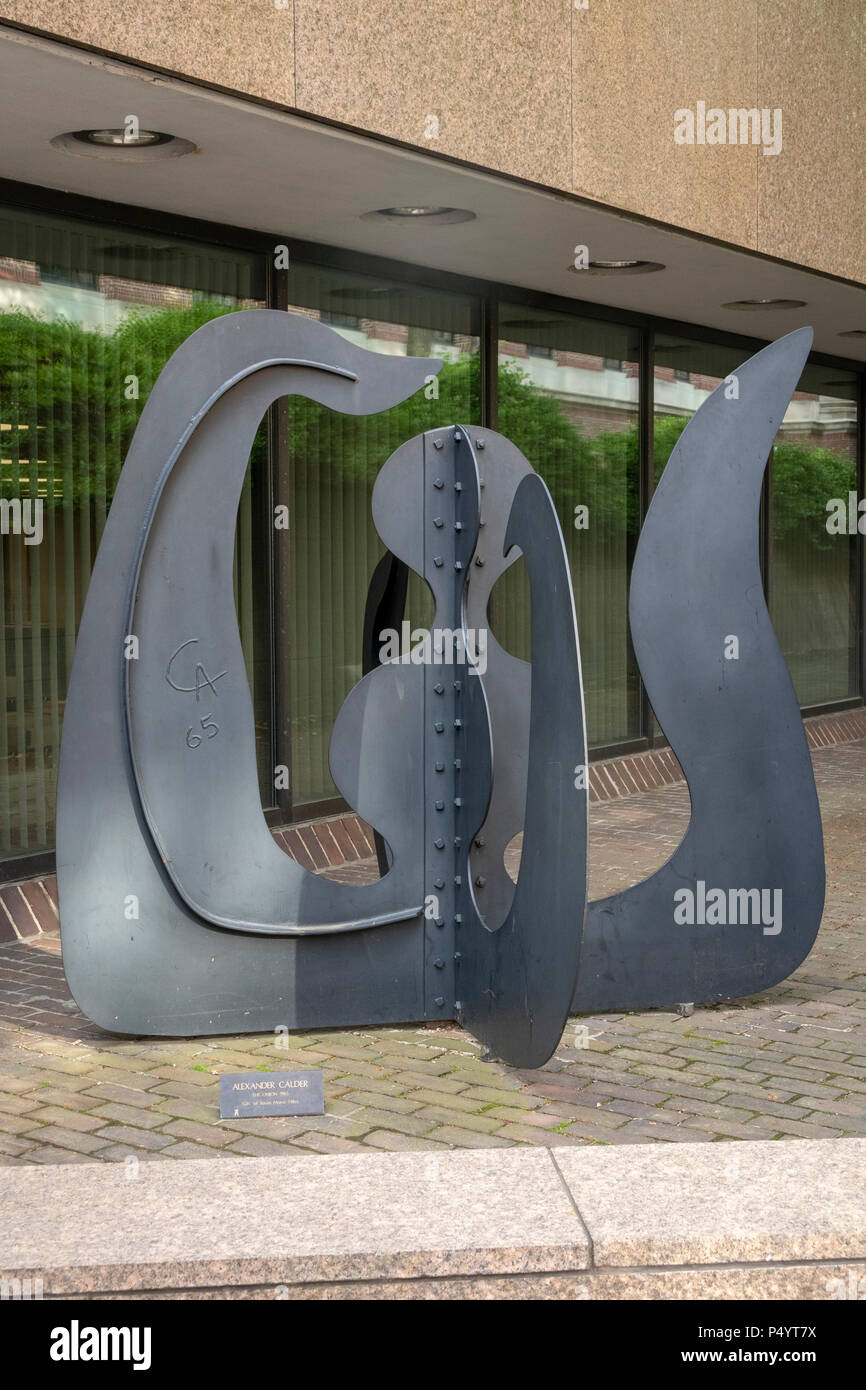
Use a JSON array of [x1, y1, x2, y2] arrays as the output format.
[[481, 295, 498, 431], [638, 325, 654, 745], [858, 371, 866, 699], [761, 452, 772, 608], [269, 253, 293, 824]]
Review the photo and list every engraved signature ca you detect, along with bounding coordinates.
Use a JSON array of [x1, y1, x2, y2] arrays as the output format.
[[165, 638, 227, 748]]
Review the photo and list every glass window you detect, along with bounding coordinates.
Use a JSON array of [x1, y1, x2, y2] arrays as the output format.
[[652, 335, 765, 740], [1, 197, 862, 868], [655, 334, 860, 710], [496, 306, 641, 747], [283, 265, 481, 810], [769, 361, 859, 706], [0, 206, 267, 863], [653, 334, 747, 485]]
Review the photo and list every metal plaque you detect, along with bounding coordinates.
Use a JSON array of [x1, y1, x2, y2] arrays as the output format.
[[219, 1070, 324, 1120]]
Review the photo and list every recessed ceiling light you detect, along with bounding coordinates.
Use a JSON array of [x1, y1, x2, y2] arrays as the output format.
[[569, 259, 665, 276], [84, 128, 171, 148], [721, 298, 807, 311], [361, 206, 475, 225], [51, 129, 197, 161], [838, 329, 866, 339]]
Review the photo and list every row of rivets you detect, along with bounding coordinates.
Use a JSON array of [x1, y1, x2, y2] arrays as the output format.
[[431, 431, 453, 1011], [429, 426, 479, 1009], [453, 427, 465, 990]]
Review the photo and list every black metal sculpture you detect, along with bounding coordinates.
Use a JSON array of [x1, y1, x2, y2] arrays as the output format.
[[57, 312, 823, 1067], [573, 327, 824, 1011], [465, 327, 825, 1014]]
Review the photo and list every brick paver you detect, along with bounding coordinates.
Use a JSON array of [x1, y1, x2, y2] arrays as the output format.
[[1, 740, 865, 1164]]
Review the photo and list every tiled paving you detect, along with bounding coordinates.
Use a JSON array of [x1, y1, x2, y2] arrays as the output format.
[[1, 740, 865, 1165]]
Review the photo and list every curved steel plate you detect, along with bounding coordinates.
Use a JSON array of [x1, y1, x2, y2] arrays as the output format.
[[370, 427, 534, 931], [126, 369, 425, 933], [460, 473, 588, 1067], [463, 434, 533, 931], [361, 549, 410, 877], [57, 311, 440, 1032], [573, 327, 825, 1010]]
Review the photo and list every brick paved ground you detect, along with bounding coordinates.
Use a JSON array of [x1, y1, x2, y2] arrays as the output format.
[[1, 740, 865, 1166]]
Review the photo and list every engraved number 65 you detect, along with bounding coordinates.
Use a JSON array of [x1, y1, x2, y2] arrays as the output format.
[[186, 714, 219, 748]]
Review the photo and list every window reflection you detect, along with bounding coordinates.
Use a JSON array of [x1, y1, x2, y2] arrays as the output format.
[[283, 266, 481, 809], [496, 307, 641, 747], [0, 210, 267, 858]]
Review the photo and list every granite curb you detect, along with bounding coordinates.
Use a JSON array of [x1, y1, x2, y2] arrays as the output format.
[[2, 1137, 864, 1300]]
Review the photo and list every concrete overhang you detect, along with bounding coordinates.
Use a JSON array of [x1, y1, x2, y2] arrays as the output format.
[[0, 24, 864, 364]]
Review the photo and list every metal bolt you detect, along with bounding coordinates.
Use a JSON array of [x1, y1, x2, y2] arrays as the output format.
[[453, 837, 462, 848], [454, 481, 462, 492], [454, 758, 462, 770], [433, 476, 444, 487], [454, 561, 463, 571], [435, 761, 444, 772], [454, 521, 463, 532], [435, 800, 444, 811], [433, 556, 444, 568], [454, 911, 462, 923], [474, 836, 486, 847], [434, 837, 445, 850], [454, 718, 462, 729], [433, 516, 444, 528], [434, 721, 444, 733], [453, 952, 462, 961], [434, 996, 445, 1007], [434, 917, 444, 928], [433, 958, 445, 970], [475, 556, 485, 567], [454, 797, 462, 808], [453, 679, 462, 691], [433, 439, 444, 451], [434, 878, 445, 889], [475, 875, 486, 888], [433, 682, 444, 694], [454, 877, 462, 888], [476, 439, 485, 449]]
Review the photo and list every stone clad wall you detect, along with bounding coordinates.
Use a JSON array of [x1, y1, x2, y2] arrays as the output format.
[[0, 4, 863, 284]]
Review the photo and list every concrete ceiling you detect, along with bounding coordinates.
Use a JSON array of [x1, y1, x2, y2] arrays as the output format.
[[1, 25, 865, 364]]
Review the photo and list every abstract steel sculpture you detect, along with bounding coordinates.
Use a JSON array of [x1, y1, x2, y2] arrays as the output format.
[[57, 312, 824, 1068], [467, 325, 825, 1016]]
